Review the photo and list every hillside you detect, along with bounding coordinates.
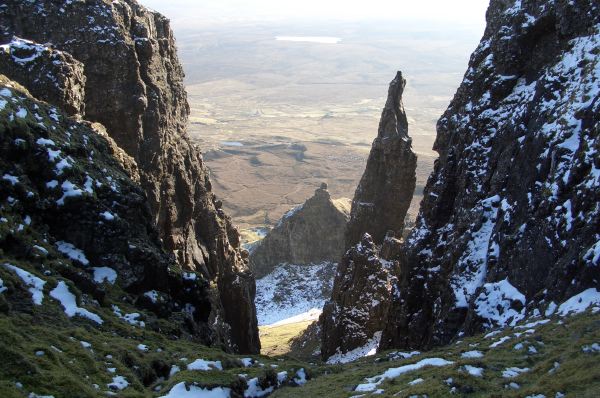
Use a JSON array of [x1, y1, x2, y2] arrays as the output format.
[[0, 0, 599, 396]]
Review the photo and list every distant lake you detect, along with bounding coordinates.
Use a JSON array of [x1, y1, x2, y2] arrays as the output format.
[[221, 141, 244, 147], [275, 36, 341, 44]]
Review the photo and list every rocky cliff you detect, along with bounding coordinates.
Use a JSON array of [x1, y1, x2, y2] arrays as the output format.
[[320, 233, 400, 361], [380, 0, 600, 350], [0, 73, 218, 346], [0, 0, 259, 354], [318, 72, 417, 361], [249, 183, 350, 278], [344, 71, 417, 248]]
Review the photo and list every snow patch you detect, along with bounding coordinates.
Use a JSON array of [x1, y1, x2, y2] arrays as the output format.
[[159, 382, 231, 398], [355, 358, 454, 392], [463, 365, 484, 377], [255, 262, 334, 325], [474, 279, 526, 327], [56, 241, 89, 265], [461, 350, 484, 359], [50, 281, 103, 324], [557, 288, 600, 315], [92, 267, 117, 284], [187, 359, 223, 371], [326, 331, 382, 364], [3, 263, 45, 305]]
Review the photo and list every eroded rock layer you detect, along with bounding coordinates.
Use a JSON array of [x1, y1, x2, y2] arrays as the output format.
[[0, 0, 259, 353], [381, 0, 600, 350]]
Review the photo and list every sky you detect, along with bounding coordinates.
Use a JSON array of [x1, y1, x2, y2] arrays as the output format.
[[139, 0, 489, 28]]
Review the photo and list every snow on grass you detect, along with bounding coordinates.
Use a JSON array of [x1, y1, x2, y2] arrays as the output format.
[[169, 365, 180, 377], [107, 375, 129, 390], [0, 277, 6, 294], [582, 343, 600, 353], [92, 267, 117, 284], [474, 279, 526, 327], [584, 241, 600, 266], [144, 290, 160, 303], [490, 336, 511, 348], [2, 174, 19, 185], [187, 359, 223, 371], [463, 365, 484, 377], [3, 263, 45, 305], [386, 351, 421, 361], [112, 305, 145, 327], [137, 344, 149, 352], [557, 288, 600, 315], [244, 372, 288, 397], [293, 368, 307, 385], [502, 367, 530, 378], [100, 211, 115, 221], [56, 241, 89, 266], [326, 331, 382, 365], [15, 107, 28, 118], [515, 319, 550, 329], [461, 350, 484, 359], [160, 382, 231, 398], [36, 137, 56, 146], [80, 341, 92, 349], [33, 245, 48, 255], [183, 272, 197, 281], [255, 262, 334, 325], [50, 281, 103, 324], [56, 181, 83, 205], [354, 358, 454, 392], [408, 378, 424, 385], [160, 383, 231, 398]]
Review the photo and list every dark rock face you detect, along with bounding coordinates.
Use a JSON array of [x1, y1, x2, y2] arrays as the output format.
[[320, 233, 400, 361], [345, 71, 417, 248], [0, 76, 214, 344], [380, 0, 600, 350], [250, 183, 350, 278], [0, 38, 85, 116], [1, 0, 259, 353], [317, 72, 417, 361], [318, 71, 417, 361]]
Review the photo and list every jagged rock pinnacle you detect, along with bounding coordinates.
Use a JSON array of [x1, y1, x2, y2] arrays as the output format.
[[344, 71, 417, 248]]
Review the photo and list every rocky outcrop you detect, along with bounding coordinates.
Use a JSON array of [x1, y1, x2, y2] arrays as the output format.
[[0, 75, 217, 344], [318, 72, 417, 361], [0, 37, 85, 116], [250, 183, 350, 278], [0, 0, 259, 353], [344, 71, 417, 248], [380, 0, 600, 350], [320, 233, 400, 361]]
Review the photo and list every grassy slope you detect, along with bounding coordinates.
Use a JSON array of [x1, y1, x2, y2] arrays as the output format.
[[259, 321, 314, 357], [273, 311, 600, 397], [2, 290, 598, 398], [0, 266, 310, 398]]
